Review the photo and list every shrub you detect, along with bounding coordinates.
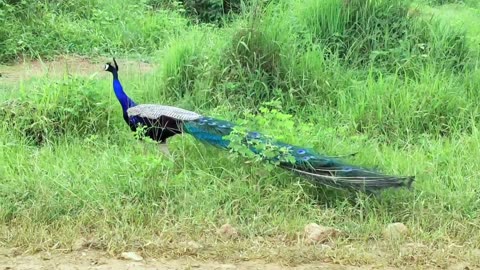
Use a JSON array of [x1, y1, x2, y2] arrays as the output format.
[[0, 77, 112, 145], [0, 0, 188, 63], [295, 0, 470, 75], [147, 0, 252, 24], [156, 29, 228, 104]]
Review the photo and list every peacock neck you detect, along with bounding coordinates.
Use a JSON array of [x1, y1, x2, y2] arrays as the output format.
[[112, 72, 136, 113]]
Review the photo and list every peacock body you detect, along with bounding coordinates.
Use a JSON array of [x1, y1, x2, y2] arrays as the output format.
[[104, 58, 414, 192]]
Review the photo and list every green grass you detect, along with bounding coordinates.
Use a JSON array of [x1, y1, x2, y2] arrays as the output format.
[[418, 2, 480, 51], [1, 0, 480, 268], [0, 0, 188, 63]]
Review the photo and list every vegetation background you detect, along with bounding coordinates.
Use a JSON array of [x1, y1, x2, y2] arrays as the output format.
[[1, 0, 480, 268]]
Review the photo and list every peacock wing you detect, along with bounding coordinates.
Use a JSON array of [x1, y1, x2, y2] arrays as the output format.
[[126, 104, 202, 121], [126, 104, 202, 142]]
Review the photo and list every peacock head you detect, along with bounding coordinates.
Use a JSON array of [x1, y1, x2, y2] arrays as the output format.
[[104, 58, 119, 73]]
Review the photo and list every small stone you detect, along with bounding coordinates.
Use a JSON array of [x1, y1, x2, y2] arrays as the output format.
[[383, 222, 409, 240], [120, 251, 143, 261], [41, 252, 52, 260], [304, 223, 341, 244], [216, 224, 239, 239]]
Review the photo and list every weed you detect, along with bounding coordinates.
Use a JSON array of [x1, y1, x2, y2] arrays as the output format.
[[147, 0, 252, 25], [0, 0, 188, 63], [0, 77, 112, 145]]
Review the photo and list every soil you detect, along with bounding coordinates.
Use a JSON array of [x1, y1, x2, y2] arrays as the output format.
[[0, 248, 385, 270], [0, 55, 154, 85]]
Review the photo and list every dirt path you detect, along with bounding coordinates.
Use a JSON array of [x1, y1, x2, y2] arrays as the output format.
[[0, 249, 383, 270], [0, 55, 154, 85]]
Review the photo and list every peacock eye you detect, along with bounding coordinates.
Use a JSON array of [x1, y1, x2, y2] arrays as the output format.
[[248, 132, 261, 139], [104, 64, 109, 70], [297, 149, 306, 155]]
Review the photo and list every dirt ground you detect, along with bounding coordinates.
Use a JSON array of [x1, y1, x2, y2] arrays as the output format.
[[0, 55, 154, 85], [0, 248, 387, 270]]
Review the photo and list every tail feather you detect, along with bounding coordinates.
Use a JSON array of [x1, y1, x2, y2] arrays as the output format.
[[183, 116, 414, 191], [182, 117, 234, 148]]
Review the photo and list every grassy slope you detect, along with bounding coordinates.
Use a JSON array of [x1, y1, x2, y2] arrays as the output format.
[[1, 0, 480, 268], [417, 2, 480, 50]]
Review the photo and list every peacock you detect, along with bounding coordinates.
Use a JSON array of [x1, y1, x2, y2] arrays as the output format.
[[104, 58, 414, 192]]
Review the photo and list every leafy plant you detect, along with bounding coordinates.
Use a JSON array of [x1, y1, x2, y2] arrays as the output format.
[[225, 101, 310, 167], [147, 0, 250, 24], [0, 77, 112, 145]]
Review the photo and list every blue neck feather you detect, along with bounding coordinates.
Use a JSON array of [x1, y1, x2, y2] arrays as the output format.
[[111, 71, 136, 112]]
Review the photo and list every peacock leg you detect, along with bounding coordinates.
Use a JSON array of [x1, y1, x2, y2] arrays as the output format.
[[143, 143, 148, 155], [159, 142, 170, 156]]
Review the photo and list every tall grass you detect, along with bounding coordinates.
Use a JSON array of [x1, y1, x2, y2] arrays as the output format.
[[1, 77, 480, 265], [1, 0, 480, 267], [0, 0, 188, 63], [154, 0, 476, 139], [0, 77, 114, 145]]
